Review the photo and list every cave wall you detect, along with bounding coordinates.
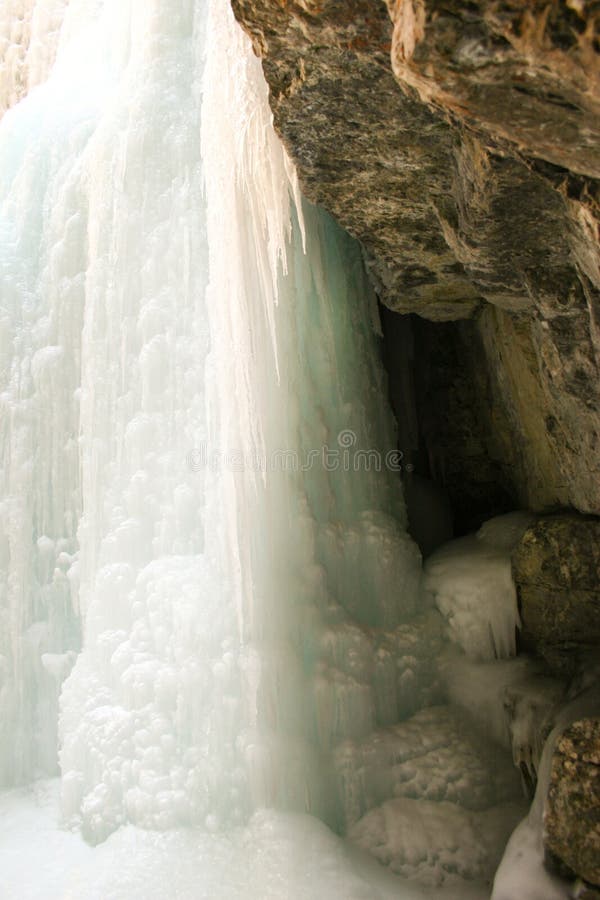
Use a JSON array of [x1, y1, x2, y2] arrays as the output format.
[[402, 314, 519, 534], [230, 0, 600, 518]]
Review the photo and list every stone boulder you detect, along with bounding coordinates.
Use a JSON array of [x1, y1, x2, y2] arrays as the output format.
[[512, 514, 600, 677], [544, 717, 600, 889]]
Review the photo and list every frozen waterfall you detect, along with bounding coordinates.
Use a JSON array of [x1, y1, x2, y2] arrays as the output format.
[[0, 1, 552, 898], [1, 0, 420, 832]]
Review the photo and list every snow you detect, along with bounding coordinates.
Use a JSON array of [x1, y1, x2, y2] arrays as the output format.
[[491, 817, 569, 900], [0, 780, 488, 900], [476, 512, 535, 552]]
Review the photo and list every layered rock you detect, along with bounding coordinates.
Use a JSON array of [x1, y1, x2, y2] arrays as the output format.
[[386, 0, 600, 179]]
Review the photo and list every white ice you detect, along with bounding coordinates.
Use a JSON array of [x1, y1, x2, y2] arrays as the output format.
[[424, 512, 534, 660], [440, 650, 567, 788]]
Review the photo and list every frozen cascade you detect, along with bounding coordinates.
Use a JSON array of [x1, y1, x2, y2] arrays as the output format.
[[57, 0, 424, 841], [1, 0, 423, 839], [0, 0, 540, 896], [0, 0, 91, 783]]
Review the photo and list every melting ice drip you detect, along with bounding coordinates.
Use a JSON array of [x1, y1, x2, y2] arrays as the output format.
[[0, 0, 421, 841]]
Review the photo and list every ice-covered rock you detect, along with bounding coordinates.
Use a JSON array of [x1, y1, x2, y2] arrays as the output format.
[[441, 651, 566, 786], [349, 796, 523, 887], [335, 704, 521, 830], [424, 512, 534, 661], [424, 538, 518, 660], [318, 511, 421, 629], [476, 512, 535, 552]]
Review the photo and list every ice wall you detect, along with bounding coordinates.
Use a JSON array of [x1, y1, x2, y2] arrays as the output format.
[[0, 0, 422, 836], [0, 0, 88, 784]]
